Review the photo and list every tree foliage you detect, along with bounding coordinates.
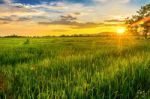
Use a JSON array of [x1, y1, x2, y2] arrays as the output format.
[[126, 3, 150, 38]]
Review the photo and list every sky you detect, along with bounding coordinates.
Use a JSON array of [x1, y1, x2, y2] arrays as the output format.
[[0, 0, 149, 36]]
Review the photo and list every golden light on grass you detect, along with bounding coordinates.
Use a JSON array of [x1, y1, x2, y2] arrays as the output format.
[[116, 27, 126, 34]]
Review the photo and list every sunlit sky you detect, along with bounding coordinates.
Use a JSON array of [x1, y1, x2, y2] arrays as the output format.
[[0, 0, 149, 36]]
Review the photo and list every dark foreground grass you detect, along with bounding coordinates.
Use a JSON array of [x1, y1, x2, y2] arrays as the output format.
[[0, 37, 150, 99]]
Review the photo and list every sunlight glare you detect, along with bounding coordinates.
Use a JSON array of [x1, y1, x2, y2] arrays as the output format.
[[116, 27, 126, 34]]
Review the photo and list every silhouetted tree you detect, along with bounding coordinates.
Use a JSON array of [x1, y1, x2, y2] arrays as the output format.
[[126, 3, 150, 39]]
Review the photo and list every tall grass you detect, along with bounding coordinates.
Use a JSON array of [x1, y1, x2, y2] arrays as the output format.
[[0, 37, 150, 99]]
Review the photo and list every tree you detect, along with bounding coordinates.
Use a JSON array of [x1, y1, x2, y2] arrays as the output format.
[[126, 3, 150, 39], [140, 20, 150, 39]]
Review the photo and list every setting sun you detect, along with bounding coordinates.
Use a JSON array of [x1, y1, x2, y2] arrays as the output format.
[[117, 27, 126, 34]]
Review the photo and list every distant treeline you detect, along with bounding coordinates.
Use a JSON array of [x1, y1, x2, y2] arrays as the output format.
[[0, 32, 138, 38], [1, 34, 26, 38], [59, 33, 115, 37]]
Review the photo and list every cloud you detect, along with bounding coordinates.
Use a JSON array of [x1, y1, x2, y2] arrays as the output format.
[[38, 20, 77, 25], [16, 17, 31, 21], [0, 1, 135, 24], [93, 0, 131, 4], [0, 16, 12, 24], [38, 12, 104, 29], [0, 21, 9, 24], [0, 15, 31, 24], [104, 19, 125, 22], [3, 0, 11, 4], [60, 15, 77, 21], [94, 0, 107, 3], [38, 13, 79, 25], [38, 21, 104, 29], [0, 16, 12, 21], [0, 0, 137, 27], [0, 3, 40, 16]]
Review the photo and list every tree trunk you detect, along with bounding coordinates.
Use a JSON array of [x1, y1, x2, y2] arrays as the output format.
[[144, 27, 149, 39], [144, 32, 148, 39]]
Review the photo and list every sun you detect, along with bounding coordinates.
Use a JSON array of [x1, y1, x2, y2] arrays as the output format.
[[116, 27, 126, 34]]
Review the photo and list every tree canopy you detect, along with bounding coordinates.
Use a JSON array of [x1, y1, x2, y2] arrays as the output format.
[[126, 3, 150, 38]]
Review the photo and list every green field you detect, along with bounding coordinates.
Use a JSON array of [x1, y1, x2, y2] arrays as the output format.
[[0, 37, 150, 99]]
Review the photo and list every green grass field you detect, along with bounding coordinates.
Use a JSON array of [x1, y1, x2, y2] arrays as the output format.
[[0, 37, 150, 99]]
